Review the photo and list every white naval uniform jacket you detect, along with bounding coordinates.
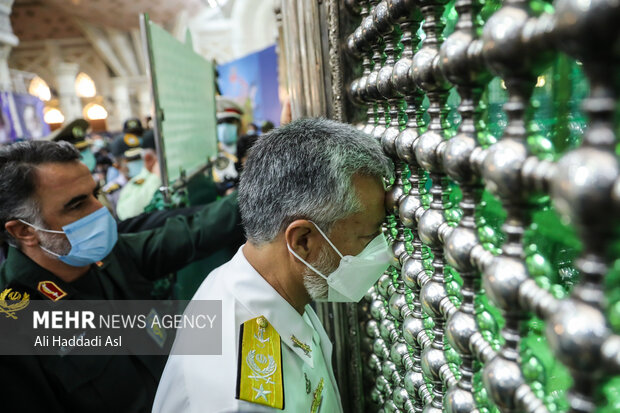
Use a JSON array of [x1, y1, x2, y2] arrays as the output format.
[[152, 245, 344, 413]]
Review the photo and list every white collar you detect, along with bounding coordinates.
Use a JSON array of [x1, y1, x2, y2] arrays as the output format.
[[226, 245, 318, 367]]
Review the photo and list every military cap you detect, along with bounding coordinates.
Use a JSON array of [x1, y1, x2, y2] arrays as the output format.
[[111, 131, 142, 159], [46, 118, 91, 149], [111, 129, 157, 159], [123, 117, 144, 136], [216, 96, 243, 122], [141, 129, 156, 151]]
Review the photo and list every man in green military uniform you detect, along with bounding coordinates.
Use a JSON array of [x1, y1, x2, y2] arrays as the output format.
[[114, 130, 162, 220], [0, 139, 243, 412], [109, 124, 158, 214]]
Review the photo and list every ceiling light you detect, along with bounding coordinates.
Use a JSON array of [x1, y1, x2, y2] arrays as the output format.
[[84, 103, 108, 120], [44, 108, 64, 124], [75, 73, 96, 98], [29, 76, 51, 101]]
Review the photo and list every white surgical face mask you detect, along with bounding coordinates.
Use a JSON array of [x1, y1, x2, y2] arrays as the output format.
[[287, 221, 392, 302]]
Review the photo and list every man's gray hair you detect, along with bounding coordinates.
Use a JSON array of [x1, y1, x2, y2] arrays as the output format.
[[239, 117, 393, 245], [0, 140, 80, 245]]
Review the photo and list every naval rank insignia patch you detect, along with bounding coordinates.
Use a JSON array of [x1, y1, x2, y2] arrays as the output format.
[[236, 316, 284, 410]]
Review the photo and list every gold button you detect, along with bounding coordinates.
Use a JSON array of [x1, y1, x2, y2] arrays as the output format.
[[256, 316, 268, 328]]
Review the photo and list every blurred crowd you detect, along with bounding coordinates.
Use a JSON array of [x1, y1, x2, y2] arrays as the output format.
[[0, 96, 271, 265]]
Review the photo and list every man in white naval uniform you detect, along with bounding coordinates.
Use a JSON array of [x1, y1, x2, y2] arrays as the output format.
[[153, 118, 394, 413]]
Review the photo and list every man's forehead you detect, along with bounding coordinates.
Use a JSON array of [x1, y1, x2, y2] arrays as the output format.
[[346, 209, 384, 228], [34, 162, 94, 196]]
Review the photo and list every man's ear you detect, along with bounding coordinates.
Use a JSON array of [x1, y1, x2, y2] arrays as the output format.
[[4, 220, 39, 247], [285, 220, 322, 261]]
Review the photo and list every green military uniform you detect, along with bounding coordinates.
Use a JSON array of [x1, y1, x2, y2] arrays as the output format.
[[116, 167, 162, 220], [0, 193, 243, 413]]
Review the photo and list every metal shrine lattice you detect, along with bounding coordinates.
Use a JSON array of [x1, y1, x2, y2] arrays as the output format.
[[342, 0, 620, 411]]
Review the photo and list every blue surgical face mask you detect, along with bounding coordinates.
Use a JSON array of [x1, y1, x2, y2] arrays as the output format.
[[20, 206, 118, 267], [80, 149, 96, 172], [217, 123, 238, 145], [127, 159, 144, 178], [106, 166, 120, 182]]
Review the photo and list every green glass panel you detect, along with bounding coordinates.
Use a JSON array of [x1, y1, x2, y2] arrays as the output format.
[[147, 21, 217, 181]]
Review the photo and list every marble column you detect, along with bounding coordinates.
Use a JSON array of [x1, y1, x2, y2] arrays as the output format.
[[53, 62, 82, 122], [110, 76, 132, 131]]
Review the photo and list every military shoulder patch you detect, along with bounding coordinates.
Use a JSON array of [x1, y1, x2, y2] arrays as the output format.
[[0, 288, 30, 319], [236, 316, 284, 410], [37, 281, 67, 301]]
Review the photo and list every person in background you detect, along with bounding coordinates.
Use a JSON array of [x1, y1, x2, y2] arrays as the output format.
[[216, 96, 243, 156], [213, 97, 243, 195], [48, 119, 117, 216], [93, 147, 113, 185], [246, 122, 259, 135], [105, 118, 146, 182], [123, 117, 145, 139], [106, 128, 143, 212], [48, 119, 96, 173], [114, 130, 161, 220], [90, 133, 107, 154]]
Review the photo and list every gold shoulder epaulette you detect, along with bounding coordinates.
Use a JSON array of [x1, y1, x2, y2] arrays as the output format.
[[236, 316, 284, 410], [104, 183, 120, 194]]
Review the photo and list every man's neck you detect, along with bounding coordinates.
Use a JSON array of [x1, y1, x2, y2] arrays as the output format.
[[242, 242, 310, 315], [22, 246, 90, 283]]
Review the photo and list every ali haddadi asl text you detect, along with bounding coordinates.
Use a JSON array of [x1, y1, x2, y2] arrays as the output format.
[[34, 334, 121, 347]]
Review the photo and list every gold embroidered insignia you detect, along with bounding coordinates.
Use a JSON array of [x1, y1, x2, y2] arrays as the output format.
[[310, 378, 324, 413], [0, 288, 30, 319], [124, 133, 140, 147], [236, 316, 284, 409], [72, 126, 85, 138], [37, 281, 67, 301], [104, 183, 120, 194], [291, 334, 311, 357]]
